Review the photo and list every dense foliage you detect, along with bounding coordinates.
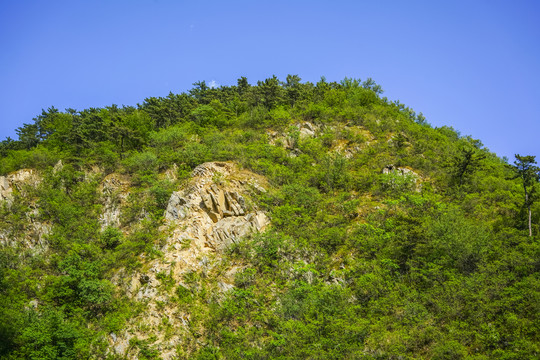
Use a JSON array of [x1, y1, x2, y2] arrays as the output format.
[[0, 76, 539, 359]]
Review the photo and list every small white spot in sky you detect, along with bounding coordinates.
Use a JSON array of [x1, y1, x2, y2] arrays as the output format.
[[209, 80, 219, 88]]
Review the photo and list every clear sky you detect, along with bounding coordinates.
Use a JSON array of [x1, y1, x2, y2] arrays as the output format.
[[1, 0, 539, 160]]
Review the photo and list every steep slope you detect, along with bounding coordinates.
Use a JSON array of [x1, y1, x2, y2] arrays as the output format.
[[0, 76, 538, 359], [107, 162, 269, 359]]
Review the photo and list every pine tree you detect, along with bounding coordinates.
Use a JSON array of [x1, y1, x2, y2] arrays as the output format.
[[511, 154, 540, 236]]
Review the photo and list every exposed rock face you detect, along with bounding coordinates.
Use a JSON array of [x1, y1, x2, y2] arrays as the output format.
[[0, 169, 49, 251], [0, 176, 11, 201], [333, 139, 361, 159], [382, 165, 423, 192], [267, 121, 319, 150], [165, 162, 269, 253], [0, 206, 51, 251], [0, 169, 40, 203], [164, 163, 179, 181], [298, 121, 318, 138], [382, 164, 419, 177], [267, 122, 375, 160], [165, 192, 188, 220], [99, 173, 130, 229], [110, 162, 270, 359]]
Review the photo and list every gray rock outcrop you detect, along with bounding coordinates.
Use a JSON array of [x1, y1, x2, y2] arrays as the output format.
[[0, 169, 40, 203], [111, 162, 270, 359], [164, 162, 269, 252], [0, 169, 49, 251], [99, 174, 130, 229]]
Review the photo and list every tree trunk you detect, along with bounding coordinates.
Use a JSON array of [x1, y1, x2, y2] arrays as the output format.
[[529, 205, 532, 237], [524, 183, 531, 237]]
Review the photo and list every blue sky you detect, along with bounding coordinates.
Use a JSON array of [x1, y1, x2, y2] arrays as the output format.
[[1, 0, 539, 160]]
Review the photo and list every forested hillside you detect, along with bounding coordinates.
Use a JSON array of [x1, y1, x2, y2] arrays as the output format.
[[0, 76, 538, 359]]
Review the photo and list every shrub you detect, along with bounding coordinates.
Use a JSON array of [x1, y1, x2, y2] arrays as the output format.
[[100, 226, 123, 250], [379, 170, 416, 196]]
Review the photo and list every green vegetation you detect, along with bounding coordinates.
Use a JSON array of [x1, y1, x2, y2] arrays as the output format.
[[0, 76, 539, 359]]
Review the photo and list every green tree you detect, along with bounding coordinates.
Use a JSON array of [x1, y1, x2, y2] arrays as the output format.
[[0, 137, 22, 156], [19, 307, 82, 360], [255, 75, 284, 109], [511, 154, 539, 236], [15, 107, 61, 149], [16, 123, 41, 149], [362, 77, 383, 95], [109, 107, 153, 157], [189, 80, 209, 103], [284, 74, 302, 107], [237, 76, 250, 96], [450, 138, 486, 187]]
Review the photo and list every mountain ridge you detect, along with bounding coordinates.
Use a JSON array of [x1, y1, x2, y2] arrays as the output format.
[[0, 76, 538, 359]]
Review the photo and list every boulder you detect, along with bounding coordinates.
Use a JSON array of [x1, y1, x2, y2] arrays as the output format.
[[165, 192, 188, 221]]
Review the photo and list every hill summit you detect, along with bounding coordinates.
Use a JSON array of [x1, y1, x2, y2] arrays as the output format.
[[0, 76, 538, 359]]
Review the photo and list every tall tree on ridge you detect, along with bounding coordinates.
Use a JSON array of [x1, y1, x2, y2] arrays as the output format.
[[511, 154, 540, 236]]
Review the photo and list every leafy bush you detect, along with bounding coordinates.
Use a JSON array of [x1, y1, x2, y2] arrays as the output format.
[[100, 226, 123, 250]]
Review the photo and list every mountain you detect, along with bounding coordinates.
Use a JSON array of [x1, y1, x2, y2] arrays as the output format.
[[0, 76, 538, 359]]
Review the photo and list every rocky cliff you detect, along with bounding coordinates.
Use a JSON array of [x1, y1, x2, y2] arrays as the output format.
[[104, 162, 269, 358], [0, 168, 50, 251]]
